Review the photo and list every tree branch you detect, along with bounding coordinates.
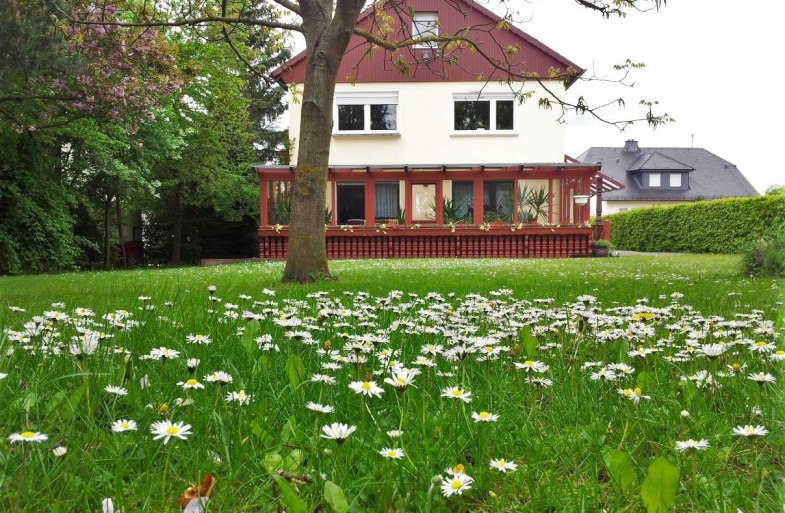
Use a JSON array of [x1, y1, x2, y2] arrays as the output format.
[[67, 14, 303, 32]]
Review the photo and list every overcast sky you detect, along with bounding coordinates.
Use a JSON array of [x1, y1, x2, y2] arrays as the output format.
[[511, 0, 784, 193]]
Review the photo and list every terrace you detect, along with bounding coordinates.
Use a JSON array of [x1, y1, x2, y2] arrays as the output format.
[[255, 163, 622, 259]]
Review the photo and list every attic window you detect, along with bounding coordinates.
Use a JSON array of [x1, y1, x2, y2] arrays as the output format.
[[412, 12, 438, 48]]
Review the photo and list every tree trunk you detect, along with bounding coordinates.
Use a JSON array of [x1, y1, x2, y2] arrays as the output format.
[[103, 195, 112, 270], [171, 184, 183, 264], [116, 196, 127, 267], [282, 1, 364, 282]]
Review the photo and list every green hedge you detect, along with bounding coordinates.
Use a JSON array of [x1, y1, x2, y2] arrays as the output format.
[[608, 194, 785, 253]]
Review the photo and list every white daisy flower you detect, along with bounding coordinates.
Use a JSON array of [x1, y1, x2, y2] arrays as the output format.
[[8, 431, 48, 443], [111, 419, 138, 432], [675, 439, 710, 452], [320, 423, 356, 444], [104, 385, 128, 396], [440, 473, 473, 497], [379, 447, 404, 459], [225, 390, 253, 405], [732, 425, 768, 437], [150, 420, 192, 444], [306, 402, 335, 413], [471, 411, 499, 422], [489, 458, 518, 473], [441, 386, 472, 403], [178, 379, 204, 390], [348, 380, 384, 398]]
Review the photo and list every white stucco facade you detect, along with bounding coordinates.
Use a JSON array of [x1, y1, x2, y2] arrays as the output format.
[[603, 200, 691, 214], [287, 81, 567, 165]]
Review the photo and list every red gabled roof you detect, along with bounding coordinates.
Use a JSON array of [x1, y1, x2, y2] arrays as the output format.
[[274, 0, 583, 86]]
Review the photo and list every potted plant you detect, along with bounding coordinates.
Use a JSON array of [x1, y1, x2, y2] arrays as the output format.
[[592, 239, 613, 257]]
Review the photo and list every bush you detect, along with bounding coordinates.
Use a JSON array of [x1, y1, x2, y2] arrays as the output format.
[[608, 194, 785, 254], [742, 224, 785, 277]]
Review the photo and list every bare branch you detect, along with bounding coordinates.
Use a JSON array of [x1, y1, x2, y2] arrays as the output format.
[[67, 14, 302, 32]]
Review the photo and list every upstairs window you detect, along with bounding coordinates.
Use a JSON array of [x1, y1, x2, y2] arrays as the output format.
[[669, 173, 682, 187], [412, 12, 439, 48], [453, 93, 514, 131], [335, 92, 398, 133], [649, 173, 661, 187]]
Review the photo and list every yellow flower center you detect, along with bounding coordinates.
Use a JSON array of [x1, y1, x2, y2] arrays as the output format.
[[121, 422, 130, 429], [453, 464, 464, 474], [479, 412, 490, 419], [186, 379, 198, 386], [451, 480, 463, 490], [524, 360, 534, 366], [756, 341, 766, 347], [387, 451, 397, 457], [732, 363, 741, 371], [20, 431, 35, 439], [633, 387, 642, 396], [361, 382, 372, 390], [396, 377, 406, 383], [497, 459, 507, 466], [451, 389, 463, 396], [166, 426, 179, 435], [776, 350, 785, 356]]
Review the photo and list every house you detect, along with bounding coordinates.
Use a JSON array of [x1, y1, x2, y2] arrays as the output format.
[[579, 140, 759, 214], [256, 0, 621, 259]]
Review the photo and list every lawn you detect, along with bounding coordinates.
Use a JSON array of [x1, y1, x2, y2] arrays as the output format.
[[0, 255, 783, 512]]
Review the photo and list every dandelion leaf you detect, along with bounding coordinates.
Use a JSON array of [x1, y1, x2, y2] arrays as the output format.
[[641, 456, 679, 513], [324, 480, 349, 513], [602, 447, 637, 493], [263, 452, 283, 473], [272, 475, 307, 513], [241, 320, 259, 354], [283, 449, 303, 471], [286, 353, 306, 387]]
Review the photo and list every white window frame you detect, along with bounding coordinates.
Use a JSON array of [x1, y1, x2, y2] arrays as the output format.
[[412, 12, 439, 48], [334, 91, 399, 135], [451, 92, 516, 133], [669, 173, 682, 187], [649, 173, 661, 187]]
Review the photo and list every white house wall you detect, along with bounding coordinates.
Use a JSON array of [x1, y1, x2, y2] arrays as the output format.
[[287, 81, 566, 165], [603, 200, 691, 214]]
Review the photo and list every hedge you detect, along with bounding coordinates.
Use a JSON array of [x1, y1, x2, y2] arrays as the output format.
[[608, 194, 785, 253]]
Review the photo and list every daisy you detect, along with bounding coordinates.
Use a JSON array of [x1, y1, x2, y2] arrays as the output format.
[[440, 473, 474, 497], [732, 425, 768, 437], [379, 448, 404, 459], [348, 380, 384, 398], [441, 386, 472, 403], [749, 340, 776, 353], [747, 372, 776, 384], [526, 377, 553, 388], [225, 390, 253, 405], [769, 350, 785, 362], [104, 385, 128, 396], [111, 419, 138, 432], [178, 379, 205, 390], [52, 446, 68, 457], [675, 439, 710, 452], [383, 369, 418, 390], [471, 411, 499, 422], [387, 429, 403, 438], [320, 423, 356, 444], [204, 371, 233, 384], [187, 358, 200, 371], [490, 458, 518, 473], [186, 334, 212, 345], [151, 420, 192, 444], [311, 374, 337, 385], [306, 402, 335, 413], [514, 360, 549, 373], [8, 431, 48, 443], [618, 387, 651, 405]]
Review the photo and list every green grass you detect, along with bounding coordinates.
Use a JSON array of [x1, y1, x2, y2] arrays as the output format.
[[0, 255, 783, 512]]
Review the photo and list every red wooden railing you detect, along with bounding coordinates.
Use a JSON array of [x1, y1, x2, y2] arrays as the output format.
[[259, 225, 593, 259]]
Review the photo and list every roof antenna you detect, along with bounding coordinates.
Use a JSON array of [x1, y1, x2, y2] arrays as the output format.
[[691, 134, 694, 148]]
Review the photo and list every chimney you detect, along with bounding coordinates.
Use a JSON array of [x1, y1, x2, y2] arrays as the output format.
[[623, 139, 640, 153]]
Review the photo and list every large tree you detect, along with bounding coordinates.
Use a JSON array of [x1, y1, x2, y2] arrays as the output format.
[[68, 0, 667, 282]]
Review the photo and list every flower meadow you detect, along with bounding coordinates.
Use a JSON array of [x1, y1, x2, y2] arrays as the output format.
[[0, 257, 783, 512]]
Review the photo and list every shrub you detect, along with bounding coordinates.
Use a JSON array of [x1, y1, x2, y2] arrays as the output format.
[[608, 194, 785, 254], [742, 224, 785, 277]]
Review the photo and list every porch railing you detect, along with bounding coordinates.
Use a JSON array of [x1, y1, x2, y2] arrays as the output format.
[[259, 225, 592, 259]]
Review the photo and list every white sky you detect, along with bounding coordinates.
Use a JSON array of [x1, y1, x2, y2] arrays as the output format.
[[283, 0, 784, 193], [512, 0, 785, 193]]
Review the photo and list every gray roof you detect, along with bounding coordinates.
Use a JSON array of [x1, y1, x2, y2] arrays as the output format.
[[578, 142, 759, 201]]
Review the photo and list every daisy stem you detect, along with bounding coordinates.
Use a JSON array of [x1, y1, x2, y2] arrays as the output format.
[[161, 443, 174, 502], [424, 480, 436, 513]]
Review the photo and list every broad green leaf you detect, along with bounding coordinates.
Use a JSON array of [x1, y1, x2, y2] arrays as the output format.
[[521, 328, 537, 357], [241, 320, 259, 354], [263, 452, 283, 473], [283, 449, 303, 471], [272, 475, 307, 513], [602, 447, 637, 493], [636, 371, 651, 391], [641, 456, 679, 513], [286, 353, 305, 388], [324, 480, 349, 513]]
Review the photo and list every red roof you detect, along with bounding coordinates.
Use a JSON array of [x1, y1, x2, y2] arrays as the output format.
[[274, 0, 583, 86]]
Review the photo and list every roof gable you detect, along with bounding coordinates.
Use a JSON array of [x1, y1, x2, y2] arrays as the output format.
[[275, 0, 582, 85]]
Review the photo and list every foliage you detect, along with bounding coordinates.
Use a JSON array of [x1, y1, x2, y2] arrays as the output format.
[[592, 239, 613, 249], [518, 184, 549, 224], [608, 194, 785, 253], [742, 223, 785, 278]]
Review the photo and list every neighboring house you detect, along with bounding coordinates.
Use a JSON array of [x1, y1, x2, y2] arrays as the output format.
[[579, 140, 759, 214], [255, 0, 619, 259]]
